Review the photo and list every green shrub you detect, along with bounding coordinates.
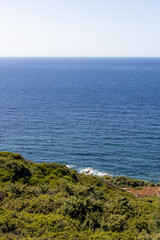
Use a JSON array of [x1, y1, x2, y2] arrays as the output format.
[[5, 160, 32, 182], [0, 152, 160, 239]]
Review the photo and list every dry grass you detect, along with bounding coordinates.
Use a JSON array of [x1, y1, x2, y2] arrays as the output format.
[[124, 186, 160, 198]]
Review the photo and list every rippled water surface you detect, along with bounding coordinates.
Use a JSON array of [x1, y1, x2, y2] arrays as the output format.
[[0, 58, 160, 182]]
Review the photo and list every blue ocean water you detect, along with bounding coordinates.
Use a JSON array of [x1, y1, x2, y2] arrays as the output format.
[[0, 58, 160, 182]]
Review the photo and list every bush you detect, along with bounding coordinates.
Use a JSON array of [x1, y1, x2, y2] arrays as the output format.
[[0, 152, 160, 239], [6, 160, 32, 182]]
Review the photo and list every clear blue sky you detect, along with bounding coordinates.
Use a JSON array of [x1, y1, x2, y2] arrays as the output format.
[[0, 0, 160, 57]]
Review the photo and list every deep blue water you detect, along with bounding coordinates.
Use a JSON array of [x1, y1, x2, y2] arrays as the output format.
[[0, 58, 160, 182]]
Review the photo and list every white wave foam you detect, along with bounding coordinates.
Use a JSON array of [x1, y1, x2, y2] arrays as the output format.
[[66, 165, 75, 169], [79, 167, 110, 177]]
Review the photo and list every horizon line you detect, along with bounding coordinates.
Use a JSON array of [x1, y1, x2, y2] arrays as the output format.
[[0, 56, 160, 58]]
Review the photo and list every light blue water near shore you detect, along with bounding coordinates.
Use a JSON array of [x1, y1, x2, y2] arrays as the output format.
[[0, 58, 160, 182]]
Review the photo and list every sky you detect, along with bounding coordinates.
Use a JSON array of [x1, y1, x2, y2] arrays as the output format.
[[0, 0, 160, 57]]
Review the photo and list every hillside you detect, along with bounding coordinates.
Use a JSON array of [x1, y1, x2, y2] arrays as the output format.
[[0, 152, 160, 240]]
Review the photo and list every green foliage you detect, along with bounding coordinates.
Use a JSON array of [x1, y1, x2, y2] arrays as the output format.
[[0, 152, 160, 239], [0, 152, 32, 183], [106, 176, 155, 188]]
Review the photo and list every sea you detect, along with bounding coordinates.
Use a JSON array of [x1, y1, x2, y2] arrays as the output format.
[[0, 57, 160, 182]]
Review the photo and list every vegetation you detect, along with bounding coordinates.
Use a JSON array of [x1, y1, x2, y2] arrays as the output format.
[[0, 152, 160, 239]]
